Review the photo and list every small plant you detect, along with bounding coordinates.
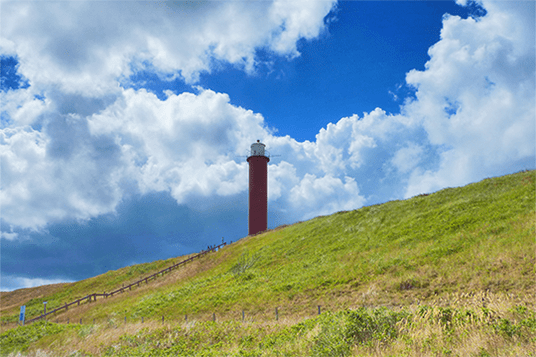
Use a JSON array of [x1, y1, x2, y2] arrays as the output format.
[[494, 317, 520, 337], [477, 347, 492, 357], [230, 250, 260, 277]]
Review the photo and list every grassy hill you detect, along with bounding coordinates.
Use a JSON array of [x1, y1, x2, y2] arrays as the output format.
[[1, 170, 535, 356]]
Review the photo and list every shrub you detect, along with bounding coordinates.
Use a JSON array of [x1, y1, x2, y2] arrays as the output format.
[[346, 307, 408, 344], [312, 313, 351, 357]]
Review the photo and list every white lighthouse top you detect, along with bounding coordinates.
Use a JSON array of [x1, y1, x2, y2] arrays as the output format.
[[250, 140, 266, 156]]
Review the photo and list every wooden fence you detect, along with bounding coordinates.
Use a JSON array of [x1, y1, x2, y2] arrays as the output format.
[[23, 243, 227, 324]]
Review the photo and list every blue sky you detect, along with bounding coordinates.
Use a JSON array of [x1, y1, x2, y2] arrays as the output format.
[[1, 0, 534, 291]]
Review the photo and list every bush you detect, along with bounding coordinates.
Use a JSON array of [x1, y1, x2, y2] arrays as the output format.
[[346, 307, 408, 343], [312, 313, 351, 357], [310, 308, 409, 357]]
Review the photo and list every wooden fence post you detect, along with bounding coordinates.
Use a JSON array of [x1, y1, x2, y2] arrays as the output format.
[[276, 307, 279, 321], [318, 305, 321, 315], [213, 313, 216, 322], [242, 310, 245, 322]]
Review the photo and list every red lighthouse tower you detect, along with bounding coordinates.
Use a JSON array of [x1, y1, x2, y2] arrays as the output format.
[[247, 140, 270, 235]]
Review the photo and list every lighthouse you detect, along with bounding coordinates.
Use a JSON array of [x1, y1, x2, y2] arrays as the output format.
[[247, 140, 270, 235]]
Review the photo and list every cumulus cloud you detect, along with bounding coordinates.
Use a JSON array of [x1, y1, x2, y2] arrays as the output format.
[[88, 89, 262, 200], [264, 0, 535, 203], [1, 0, 336, 93], [289, 174, 364, 220], [403, 0, 535, 196], [267, 160, 300, 201], [391, 143, 424, 174], [0, 0, 534, 238], [0, 122, 125, 229], [0, 0, 341, 231], [1, 82, 369, 230]]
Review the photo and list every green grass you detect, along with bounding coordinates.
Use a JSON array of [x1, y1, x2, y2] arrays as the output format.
[[108, 170, 533, 319], [0, 321, 79, 355], [1, 170, 534, 356]]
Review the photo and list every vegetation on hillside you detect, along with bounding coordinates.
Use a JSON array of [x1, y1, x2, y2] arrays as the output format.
[[1, 170, 534, 356], [0, 255, 194, 326]]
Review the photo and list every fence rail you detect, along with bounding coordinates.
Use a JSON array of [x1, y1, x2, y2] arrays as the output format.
[[24, 243, 227, 324]]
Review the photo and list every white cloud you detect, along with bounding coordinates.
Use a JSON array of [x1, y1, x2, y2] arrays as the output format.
[[0, 123, 125, 229], [88, 88, 264, 201], [267, 161, 300, 201], [268, 0, 336, 56], [0, 276, 73, 292], [0, 0, 340, 232], [391, 143, 424, 174], [402, 0, 535, 197], [289, 174, 365, 220], [1, 0, 336, 93], [267, 108, 408, 179], [87, 88, 367, 219], [2, 83, 368, 231], [0, 88, 49, 127], [0, 230, 18, 241], [0, 37, 16, 56]]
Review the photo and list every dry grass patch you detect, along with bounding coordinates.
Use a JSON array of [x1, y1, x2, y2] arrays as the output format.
[[0, 283, 69, 315]]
